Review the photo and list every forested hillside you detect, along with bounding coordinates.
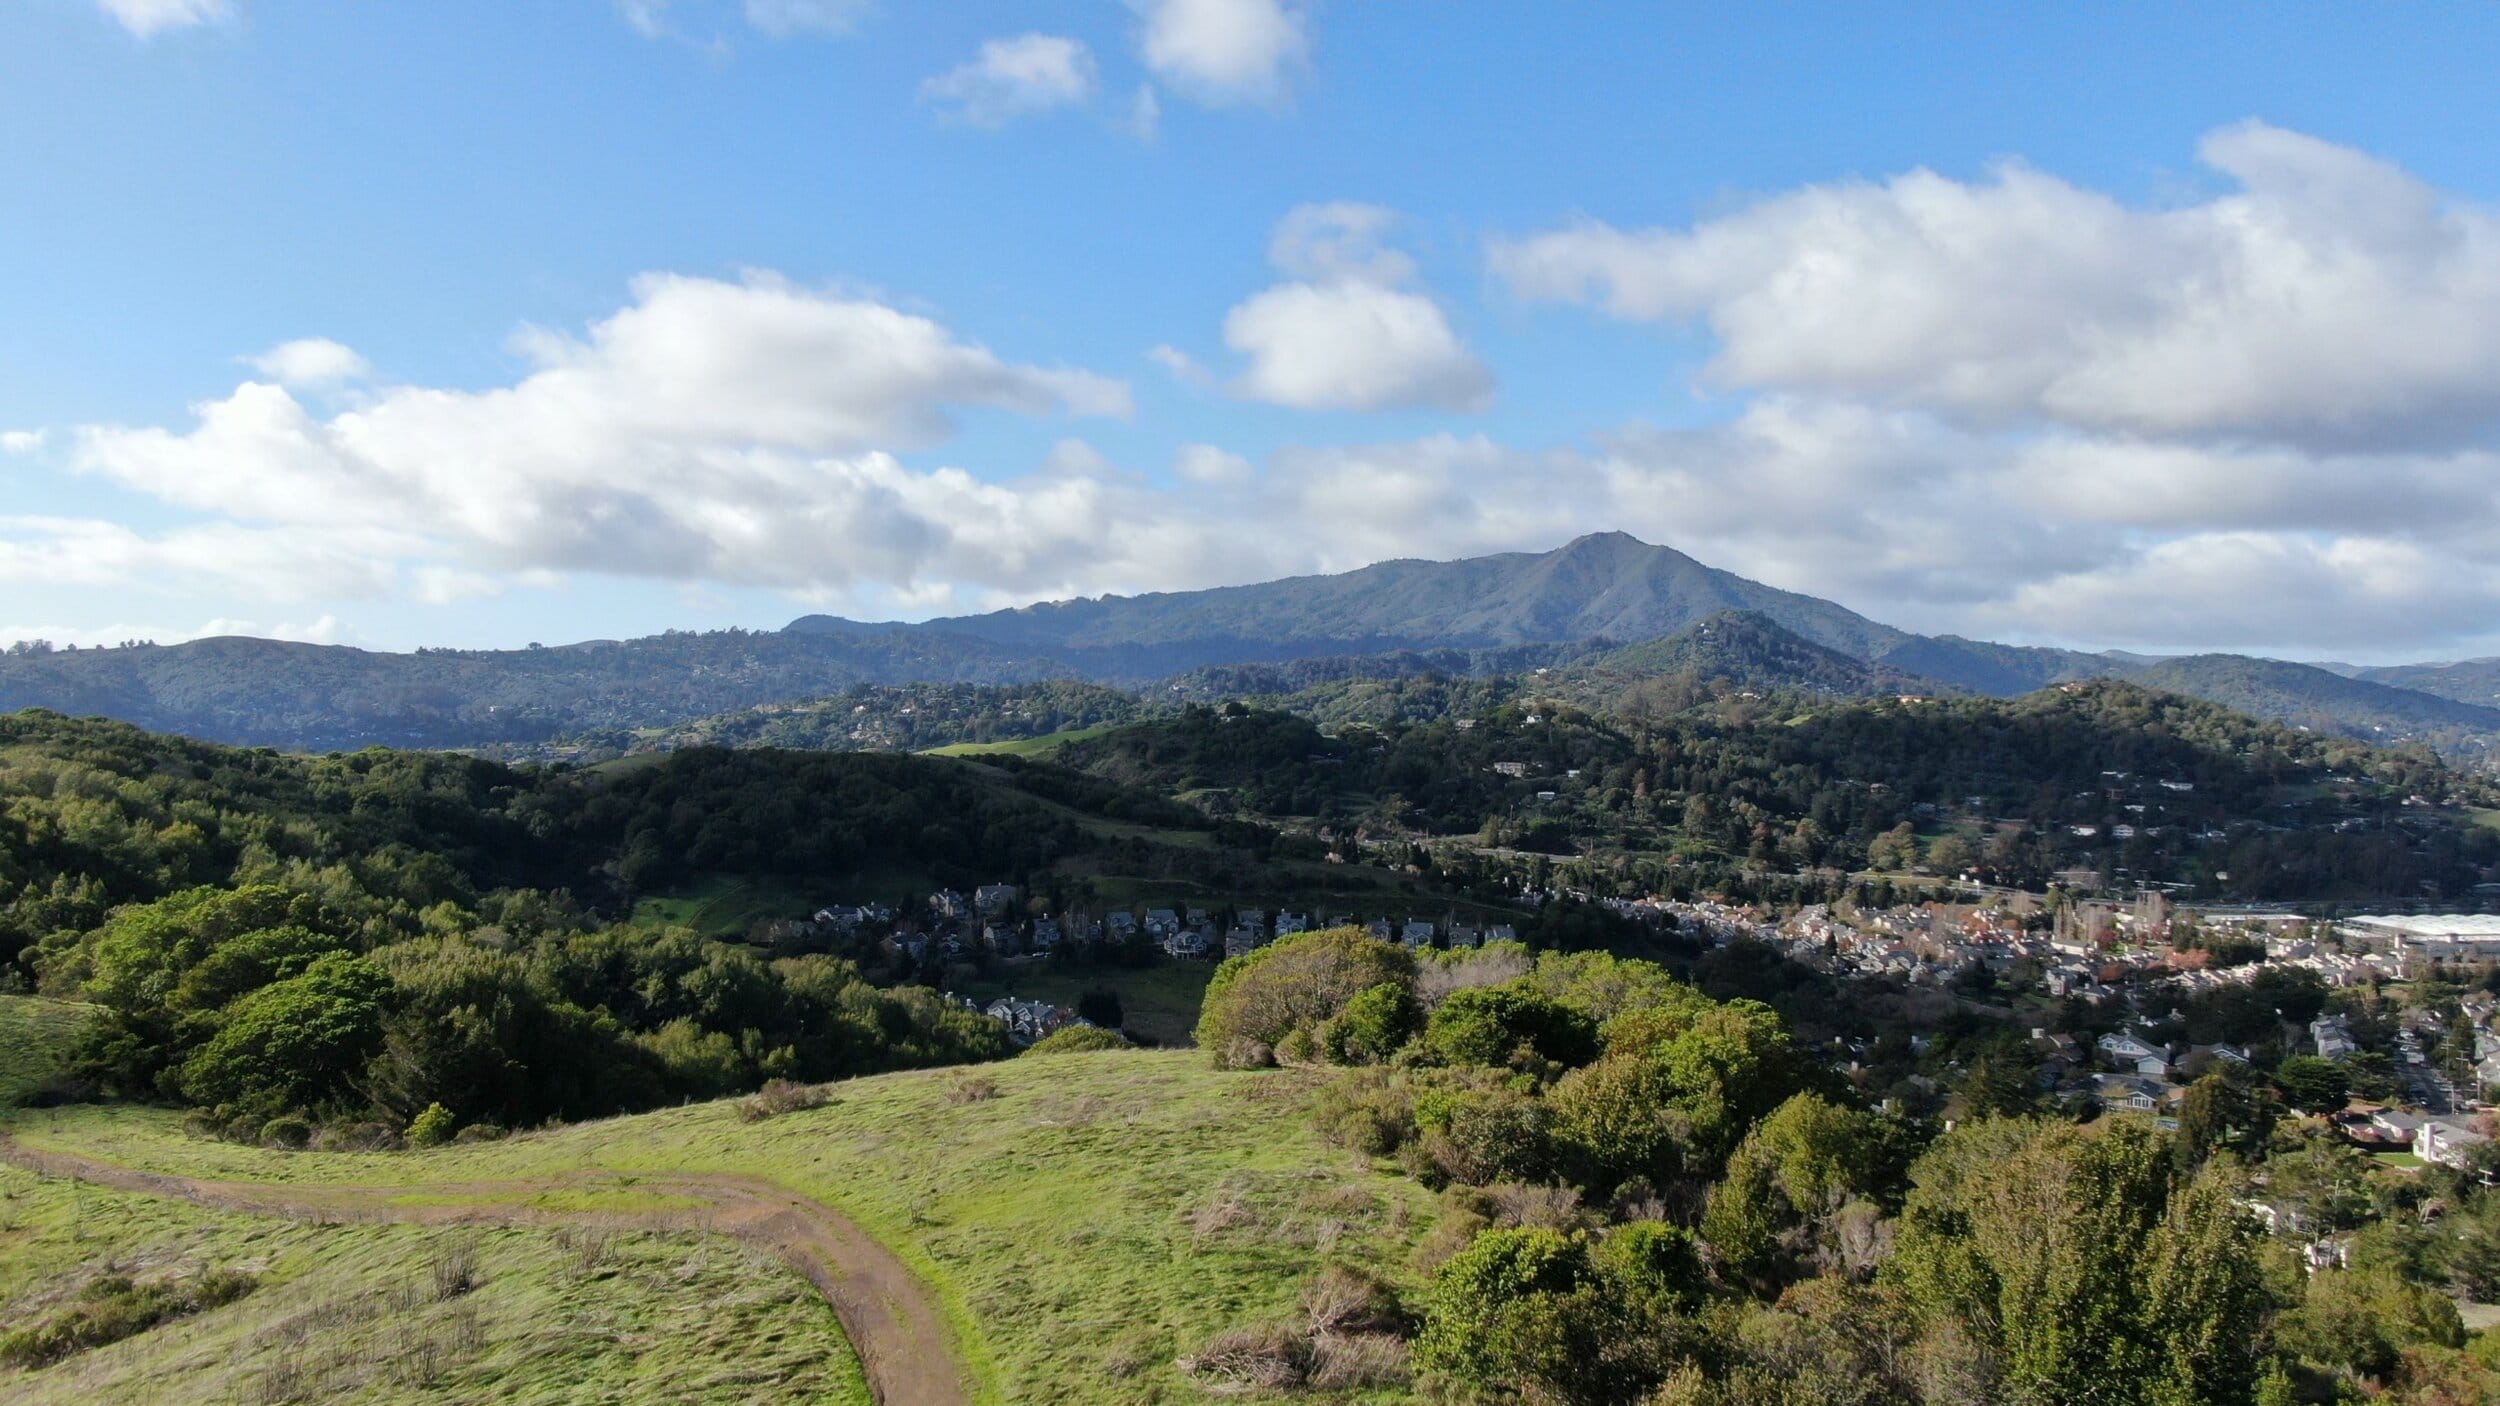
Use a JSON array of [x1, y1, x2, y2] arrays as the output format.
[[0, 711, 1268, 1136], [1049, 683, 2500, 900]]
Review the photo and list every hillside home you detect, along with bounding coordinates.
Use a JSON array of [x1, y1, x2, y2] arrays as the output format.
[[2421, 1119, 2491, 1170]]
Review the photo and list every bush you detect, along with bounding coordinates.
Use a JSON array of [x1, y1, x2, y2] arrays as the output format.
[[406, 1101, 458, 1147], [1196, 928, 1414, 1068], [0, 1269, 257, 1369], [1025, 1025, 1129, 1055], [451, 1122, 507, 1144], [1323, 982, 1423, 1065], [1415, 1227, 1621, 1401], [1549, 1053, 1689, 1191], [736, 1078, 832, 1121], [1417, 1083, 1559, 1187], [1420, 982, 1599, 1072], [1313, 1067, 1420, 1157], [257, 1115, 311, 1149]]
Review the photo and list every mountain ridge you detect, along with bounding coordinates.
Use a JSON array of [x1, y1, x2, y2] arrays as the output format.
[[4, 533, 2494, 756]]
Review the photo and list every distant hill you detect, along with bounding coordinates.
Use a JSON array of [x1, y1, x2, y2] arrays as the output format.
[[790, 531, 1916, 673], [4, 532, 2496, 759], [0, 629, 1066, 751], [2357, 657, 2500, 709], [1578, 611, 1944, 697]]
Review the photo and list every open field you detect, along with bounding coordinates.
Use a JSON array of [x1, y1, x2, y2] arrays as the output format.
[[922, 726, 1118, 759], [0, 997, 94, 1107], [4, 1051, 1440, 1405], [0, 1157, 869, 1404], [626, 875, 817, 937], [955, 961, 1214, 1046]]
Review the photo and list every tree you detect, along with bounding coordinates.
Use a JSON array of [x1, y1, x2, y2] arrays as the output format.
[[1194, 927, 1413, 1066], [177, 952, 391, 1117], [2271, 1056, 2349, 1114], [1421, 981, 1600, 1071]]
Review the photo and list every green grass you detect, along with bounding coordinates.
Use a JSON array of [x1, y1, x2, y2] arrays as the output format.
[[922, 725, 1118, 759], [0, 1159, 868, 1404], [626, 875, 815, 937], [0, 997, 95, 1107], [9, 1052, 1440, 1404], [955, 961, 1215, 1047]]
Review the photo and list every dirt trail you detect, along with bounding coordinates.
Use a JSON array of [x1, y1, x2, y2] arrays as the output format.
[[0, 1134, 971, 1406]]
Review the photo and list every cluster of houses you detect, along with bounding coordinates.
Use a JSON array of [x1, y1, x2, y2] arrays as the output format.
[[811, 885, 1531, 968]]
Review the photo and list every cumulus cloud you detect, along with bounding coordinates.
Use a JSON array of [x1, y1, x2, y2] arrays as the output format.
[[95, 0, 229, 38], [921, 34, 1097, 127], [247, 337, 371, 389], [1223, 204, 1492, 412], [1133, 0, 1307, 107], [63, 273, 1152, 609], [1, 431, 46, 456], [1493, 121, 2500, 450]]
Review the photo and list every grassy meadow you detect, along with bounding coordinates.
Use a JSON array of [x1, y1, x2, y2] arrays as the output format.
[[0, 1156, 868, 1405], [5, 1050, 1440, 1404]]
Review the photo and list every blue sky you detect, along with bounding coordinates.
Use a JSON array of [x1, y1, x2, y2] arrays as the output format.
[[7, 1, 2500, 659]]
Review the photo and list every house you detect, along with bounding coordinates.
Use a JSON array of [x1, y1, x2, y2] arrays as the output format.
[[981, 921, 1020, 954], [1276, 912, 1311, 936], [1107, 911, 1140, 941], [1491, 762, 1529, 779], [1144, 908, 1180, 938], [1223, 927, 1263, 960], [2095, 1074, 2168, 1113], [1366, 918, 1394, 942], [2311, 1015, 2359, 1061], [974, 884, 1020, 918], [1030, 918, 1061, 952], [1162, 928, 1210, 960], [1233, 909, 1268, 940], [1487, 925, 1518, 944], [2369, 1109, 2425, 1145], [1448, 924, 1483, 949], [2420, 1119, 2491, 1169], [1401, 920, 1437, 949], [929, 890, 971, 921], [2097, 1031, 2170, 1076]]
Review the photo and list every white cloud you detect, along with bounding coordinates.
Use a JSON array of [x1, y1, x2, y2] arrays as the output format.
[[1493, 121, 2500, 450], [247, 337, 371, 389], [1222, 204, 1492, 412], [617, 0, 669, 39], [742, 0, 872, 38], [95, 0, 229, 38], [1129, 85, 1163, 141], [1133, 0, 1307, 107], [1147, 344, 1210, 386], [1173, 444, 1252, 486], [0, 614, 345, 652], [65, 273, 1138, 604], [1, 431, 46, 456], [921, 34, 1097, 128]]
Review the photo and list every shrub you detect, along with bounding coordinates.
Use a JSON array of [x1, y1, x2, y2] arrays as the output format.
[[1025, 1025, 1128, 1055], [737, 1078, 832, 1121], [1323, 982, 1423, 1065], [947, 1073, 1000, 1104], [1415, 1227, 1622, 1401], [0, 1269, 257, 1369], [405, 1101, 458, 1147], [451, 1122, 507, 1144], [1420, 982, 1599, 1072], [1549, 1053, 1689, 1191], [1196, 928, 1414, 1067], [1416, 1084, 1559, 1187], [257, 1115, 311, 1150], [1313, 1067, 1420, 1157]]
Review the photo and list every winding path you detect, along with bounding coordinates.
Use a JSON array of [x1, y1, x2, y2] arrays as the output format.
[[0, 1134, 971, 1406]]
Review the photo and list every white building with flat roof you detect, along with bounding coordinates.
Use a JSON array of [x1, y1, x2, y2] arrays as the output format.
[[2342, 915, 2500, 974]]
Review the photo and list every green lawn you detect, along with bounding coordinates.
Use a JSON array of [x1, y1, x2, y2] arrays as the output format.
[[0, 996, 95, 1107], [625, 875, 816, 937], [0, 1157, 868, 1404], [8, 1052, 1438, 1405], [922, 725, 1118, 759], [955, 961, 1214, 1046]]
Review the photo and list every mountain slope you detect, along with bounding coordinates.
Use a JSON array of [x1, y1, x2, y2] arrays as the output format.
[[791, 531, 1915, 671], [1577, 611, 1945, 696]]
